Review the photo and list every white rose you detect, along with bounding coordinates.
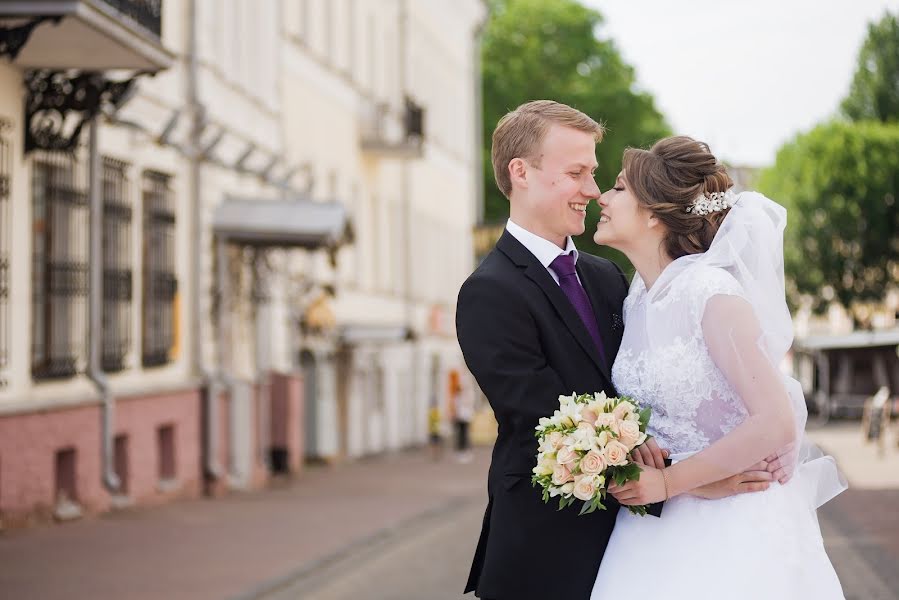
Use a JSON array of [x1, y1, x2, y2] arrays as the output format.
[[618, 420, 642, 449], [604, 440, 630, 466]]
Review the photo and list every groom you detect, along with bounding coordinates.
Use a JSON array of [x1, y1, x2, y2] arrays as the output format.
[[456, 100, 649, 600]]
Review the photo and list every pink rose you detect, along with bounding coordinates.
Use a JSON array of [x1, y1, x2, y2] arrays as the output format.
[[552, 464, 574, 485], [618, 420, 642, 448], [581, 409, 598, 426], [556, 445, 578, 466], [604, 440, 630, 466], [579, 450, 606, 475], [573, 475, 597, 501]]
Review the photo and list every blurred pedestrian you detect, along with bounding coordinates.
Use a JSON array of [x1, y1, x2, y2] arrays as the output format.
[[448, 369, 475, 463], [428, 395, 444, 461]]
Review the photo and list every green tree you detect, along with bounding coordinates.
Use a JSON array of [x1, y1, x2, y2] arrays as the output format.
[[841, 11, 899, 123], [480, 0, 670, 262], [757, 121, 899, 320]]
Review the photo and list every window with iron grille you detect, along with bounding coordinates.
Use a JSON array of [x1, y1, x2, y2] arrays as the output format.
[[31, 151, 89, 379], [102, 157, 132, 372], [0, 120, 10, 384], [141, 170, 177, 367]]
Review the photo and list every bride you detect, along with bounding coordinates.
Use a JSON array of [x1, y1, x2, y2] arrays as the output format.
[[591, 136, 847, 599]]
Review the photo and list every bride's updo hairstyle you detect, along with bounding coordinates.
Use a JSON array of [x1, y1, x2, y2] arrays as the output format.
[[622, 136, 734, 260]]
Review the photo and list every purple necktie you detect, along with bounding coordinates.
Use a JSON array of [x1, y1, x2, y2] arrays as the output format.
[[549, 253, 606, 366]]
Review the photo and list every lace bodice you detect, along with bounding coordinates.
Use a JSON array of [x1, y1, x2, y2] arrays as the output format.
[[611, 263, 749, 454]]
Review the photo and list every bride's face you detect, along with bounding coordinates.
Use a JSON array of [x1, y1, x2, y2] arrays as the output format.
[[594, 171, 656, 251]]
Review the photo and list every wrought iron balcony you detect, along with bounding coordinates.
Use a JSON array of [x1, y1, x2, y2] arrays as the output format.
[[0, 0, 172, 71], [360, 99, 426, 160]]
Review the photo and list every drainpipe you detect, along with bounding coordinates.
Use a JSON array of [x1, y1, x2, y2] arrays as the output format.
[[398, 0, 420, 450], [253, 250, 272, 472], [87, 118, 120, 493], [188, 0, 223, 480], [473, 17, 486, 228], [216, 236, 238, 479]]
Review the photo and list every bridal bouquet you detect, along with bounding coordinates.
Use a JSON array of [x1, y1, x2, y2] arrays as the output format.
[[532, 392, 652, 516]]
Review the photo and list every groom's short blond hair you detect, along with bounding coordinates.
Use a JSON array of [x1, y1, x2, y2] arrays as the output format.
[[491, 100, 604, 198]]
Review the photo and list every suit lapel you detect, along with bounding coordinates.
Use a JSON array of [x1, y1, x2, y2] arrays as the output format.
[[496, 231, 607, 382], [576, 260, 617, 383]]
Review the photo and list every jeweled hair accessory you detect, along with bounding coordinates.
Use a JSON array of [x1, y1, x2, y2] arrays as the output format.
[[685, 189, 737, 216]]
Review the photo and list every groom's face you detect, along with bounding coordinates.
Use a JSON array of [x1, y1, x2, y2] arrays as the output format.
[[520, 125, 600, 244]]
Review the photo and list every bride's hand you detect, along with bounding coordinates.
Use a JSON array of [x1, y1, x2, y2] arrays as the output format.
[[629, 436, 669, 469], [607, 465, 668, 505]]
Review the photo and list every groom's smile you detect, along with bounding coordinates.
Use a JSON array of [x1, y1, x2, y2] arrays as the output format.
[[569, 202, 588, 214]]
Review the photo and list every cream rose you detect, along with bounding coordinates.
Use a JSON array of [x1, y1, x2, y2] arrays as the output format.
[[548, 431, 565, 449], [581, 409, 598, 426], [604, 440, 630, 466], [552, 464, 574, 485], [573, 475, 597, 501], [613, 401, 635, 421], [561, 482, 575, 495], [596, 413, 620, 435], [579, 450, 606, 475], [618, 420, 642, 449], [556, 445, 578, 466], [577, 421, 596, 435]]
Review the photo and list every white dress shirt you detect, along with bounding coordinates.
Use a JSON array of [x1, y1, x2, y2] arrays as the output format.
[[505, 218, 583, 286]]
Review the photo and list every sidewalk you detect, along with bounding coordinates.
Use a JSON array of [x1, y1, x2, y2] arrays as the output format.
[[807, 421, 899, 598], [0, 447, 492, 600], [1, 422, 896, 600]]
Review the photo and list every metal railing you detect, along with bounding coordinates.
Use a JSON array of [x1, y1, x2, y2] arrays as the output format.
[[31, 151, 90, 379], [101, 156, 132, 372], [141, 169, 176, 367]]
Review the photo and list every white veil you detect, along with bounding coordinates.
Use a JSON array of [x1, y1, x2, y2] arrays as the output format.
[[660, 191, 848, 508]]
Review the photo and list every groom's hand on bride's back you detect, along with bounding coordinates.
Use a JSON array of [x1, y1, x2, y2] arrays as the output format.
[[688, 462, 774, 500]]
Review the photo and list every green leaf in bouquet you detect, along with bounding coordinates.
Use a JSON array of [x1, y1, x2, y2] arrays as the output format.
[[627, 504, 649, 517], [578, 495, 607, 516], [639, 407, 652, 429]]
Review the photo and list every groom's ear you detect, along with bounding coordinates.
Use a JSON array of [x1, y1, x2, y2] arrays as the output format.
[[508, 158, 528, 189]]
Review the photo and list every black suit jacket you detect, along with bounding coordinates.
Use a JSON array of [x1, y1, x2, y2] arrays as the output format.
[[457, 231, 633, 600]]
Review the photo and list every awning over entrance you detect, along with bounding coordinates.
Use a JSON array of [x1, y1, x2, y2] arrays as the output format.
[[213, 197, 350, 249]]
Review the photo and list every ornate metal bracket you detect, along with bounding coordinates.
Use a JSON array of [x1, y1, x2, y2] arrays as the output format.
[[24, 70, 142, 153], [0, 16, 61, 61]]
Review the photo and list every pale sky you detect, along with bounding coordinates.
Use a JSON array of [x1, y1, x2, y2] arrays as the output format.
[[584, 0, 899, 166]]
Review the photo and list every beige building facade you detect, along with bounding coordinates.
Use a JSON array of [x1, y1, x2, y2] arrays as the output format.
[[0, 0, 486, 526]]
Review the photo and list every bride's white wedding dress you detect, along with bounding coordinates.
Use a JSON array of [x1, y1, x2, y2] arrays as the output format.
[[591, 193, 846, 600]]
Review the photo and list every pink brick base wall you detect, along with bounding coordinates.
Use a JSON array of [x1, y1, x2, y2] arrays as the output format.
[[0, 374, 306, 528], [0, 388, 202, 528]]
